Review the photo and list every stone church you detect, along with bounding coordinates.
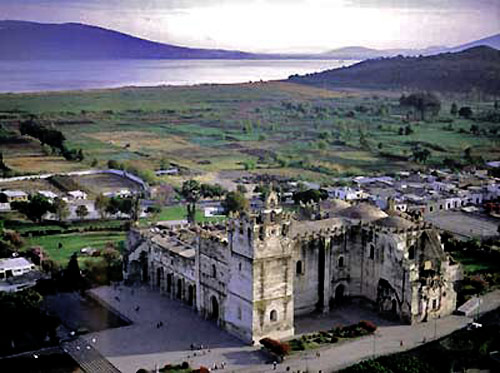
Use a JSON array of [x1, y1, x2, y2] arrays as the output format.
[[124, 192, 460, 343]]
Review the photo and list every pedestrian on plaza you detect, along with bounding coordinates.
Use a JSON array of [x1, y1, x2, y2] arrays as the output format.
[[400, 340, 404, 347], [316, 352, 321, 358], [273, 361, 277, 370], [135, 305, 140, 312]]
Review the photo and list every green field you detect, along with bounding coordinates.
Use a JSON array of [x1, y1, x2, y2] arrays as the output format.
[[1, 82, 499, 184], [153, 205, 226, 223], [24, 231, 126, 265]]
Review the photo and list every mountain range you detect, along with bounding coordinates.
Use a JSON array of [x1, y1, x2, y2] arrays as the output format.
[[289, 46, 500, 94], [0, 20, 499, 61]]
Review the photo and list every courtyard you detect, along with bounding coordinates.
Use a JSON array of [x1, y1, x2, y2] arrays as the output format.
[[81, 286, 500, 373]]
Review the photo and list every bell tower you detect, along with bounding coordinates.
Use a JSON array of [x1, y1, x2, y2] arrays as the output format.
[[226, 190, 295, 342]]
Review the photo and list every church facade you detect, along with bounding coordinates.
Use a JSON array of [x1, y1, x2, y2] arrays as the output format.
[[125, 192, 461, 343]]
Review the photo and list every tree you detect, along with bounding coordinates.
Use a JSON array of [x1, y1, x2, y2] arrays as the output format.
[[412, 148, 431, 164], [254, 184, 271, 201], [65, 253, 82, 290], [459, 106, 473, 119], [399, 92, 441, 121], [107, 159, 121, 169], [11, 195, 54, 223], [236, 184, 248, 194], [53, 197, 70, 222], [95, 194, 110, 219], [181, 180, 201, 223], [105, 197, 121, 216], [450, 102, 458, 116], [76, 205, 89, 220], [404, 125, 414, 135], [222, 191, 249, 214], [470, 124, 479, 135]]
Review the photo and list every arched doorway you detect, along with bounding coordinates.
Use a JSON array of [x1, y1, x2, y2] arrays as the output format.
[[139, 252, 148, 283], [391, 299, 398, 314], [210, 296, 219, 321], [335, 284, 345, 303], [156, 267, 162, 288], [188, 285, 195, 306], [176, 279, 183, 300], [166, 273, 172, 293]]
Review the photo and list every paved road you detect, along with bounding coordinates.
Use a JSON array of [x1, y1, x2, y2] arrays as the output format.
[[88, 287, 500, 373]]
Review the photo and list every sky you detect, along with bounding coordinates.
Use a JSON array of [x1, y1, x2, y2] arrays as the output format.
[[1, 0, 499, 52]]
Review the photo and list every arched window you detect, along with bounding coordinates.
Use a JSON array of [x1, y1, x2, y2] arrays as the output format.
[[296, 260, 303, 275], [369, 245, 375, 259], [270, 310, 278, 322], [338, 256, 344, 268], [212, 264, 217, 278], [247, 227, 252, 240], [270, 211, 276, 223], [238, 262, 242, 272], [409, 246, 415, 260]]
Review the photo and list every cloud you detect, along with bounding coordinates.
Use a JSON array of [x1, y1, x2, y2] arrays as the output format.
[[1, 0, 498, 52]]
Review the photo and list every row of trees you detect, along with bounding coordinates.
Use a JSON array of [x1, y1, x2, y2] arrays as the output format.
[[19, 119, 84, 161]]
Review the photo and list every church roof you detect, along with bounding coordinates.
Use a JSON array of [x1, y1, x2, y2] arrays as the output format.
[[337, 203, 388, 221], [374, 216, 415, 229]]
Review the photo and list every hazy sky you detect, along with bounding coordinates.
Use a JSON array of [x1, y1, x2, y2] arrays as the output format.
[[1, 0, 499, 52]]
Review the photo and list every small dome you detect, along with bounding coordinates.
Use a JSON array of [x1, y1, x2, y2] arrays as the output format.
[[374, 216, 415, 229], [320, 199, 351, 213], [338, 203, 388, 221]]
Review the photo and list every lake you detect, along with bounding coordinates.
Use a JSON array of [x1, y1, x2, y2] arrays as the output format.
[[0, 59, 354, 93]]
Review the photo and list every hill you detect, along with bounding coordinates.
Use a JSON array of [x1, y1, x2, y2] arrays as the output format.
[[0, 20, 263, 60], [452, 33, 500, 52], [289, 46, 500, 94], [319, 46, 447, 60]]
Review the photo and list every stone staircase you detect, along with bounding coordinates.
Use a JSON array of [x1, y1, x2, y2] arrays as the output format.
[[62, 338, 120, 373]]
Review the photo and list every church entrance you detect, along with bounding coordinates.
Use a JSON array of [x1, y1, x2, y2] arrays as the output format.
[[335, 284, 345, 303], [210, 296, 219, 321], [188, 285, 195, 306]]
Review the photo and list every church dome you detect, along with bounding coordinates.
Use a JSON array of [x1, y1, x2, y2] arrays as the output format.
[[320, 199, 351, 213], [338, 203, 388, 221], [374, 216, 415, 229]]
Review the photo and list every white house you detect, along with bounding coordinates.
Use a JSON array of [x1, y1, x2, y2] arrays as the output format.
[[38, 190, 58, 201], [67, 190, 88, 200], [327, 187, 364, 201], [0, 257, 35, 280], [1, 190, 28, 202]]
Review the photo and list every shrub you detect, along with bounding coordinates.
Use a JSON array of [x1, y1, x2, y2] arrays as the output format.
[[358, 320, 377, 333], [259, 337, 291, 356]]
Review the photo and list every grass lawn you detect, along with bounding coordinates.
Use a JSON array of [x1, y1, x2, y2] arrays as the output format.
[[451, 250, 500, 274], [24, 231, 126, 265], [152, 205, 226, 223]]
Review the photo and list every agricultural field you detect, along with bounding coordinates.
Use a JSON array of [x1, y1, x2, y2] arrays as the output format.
[[1, 82, 499, 185]]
